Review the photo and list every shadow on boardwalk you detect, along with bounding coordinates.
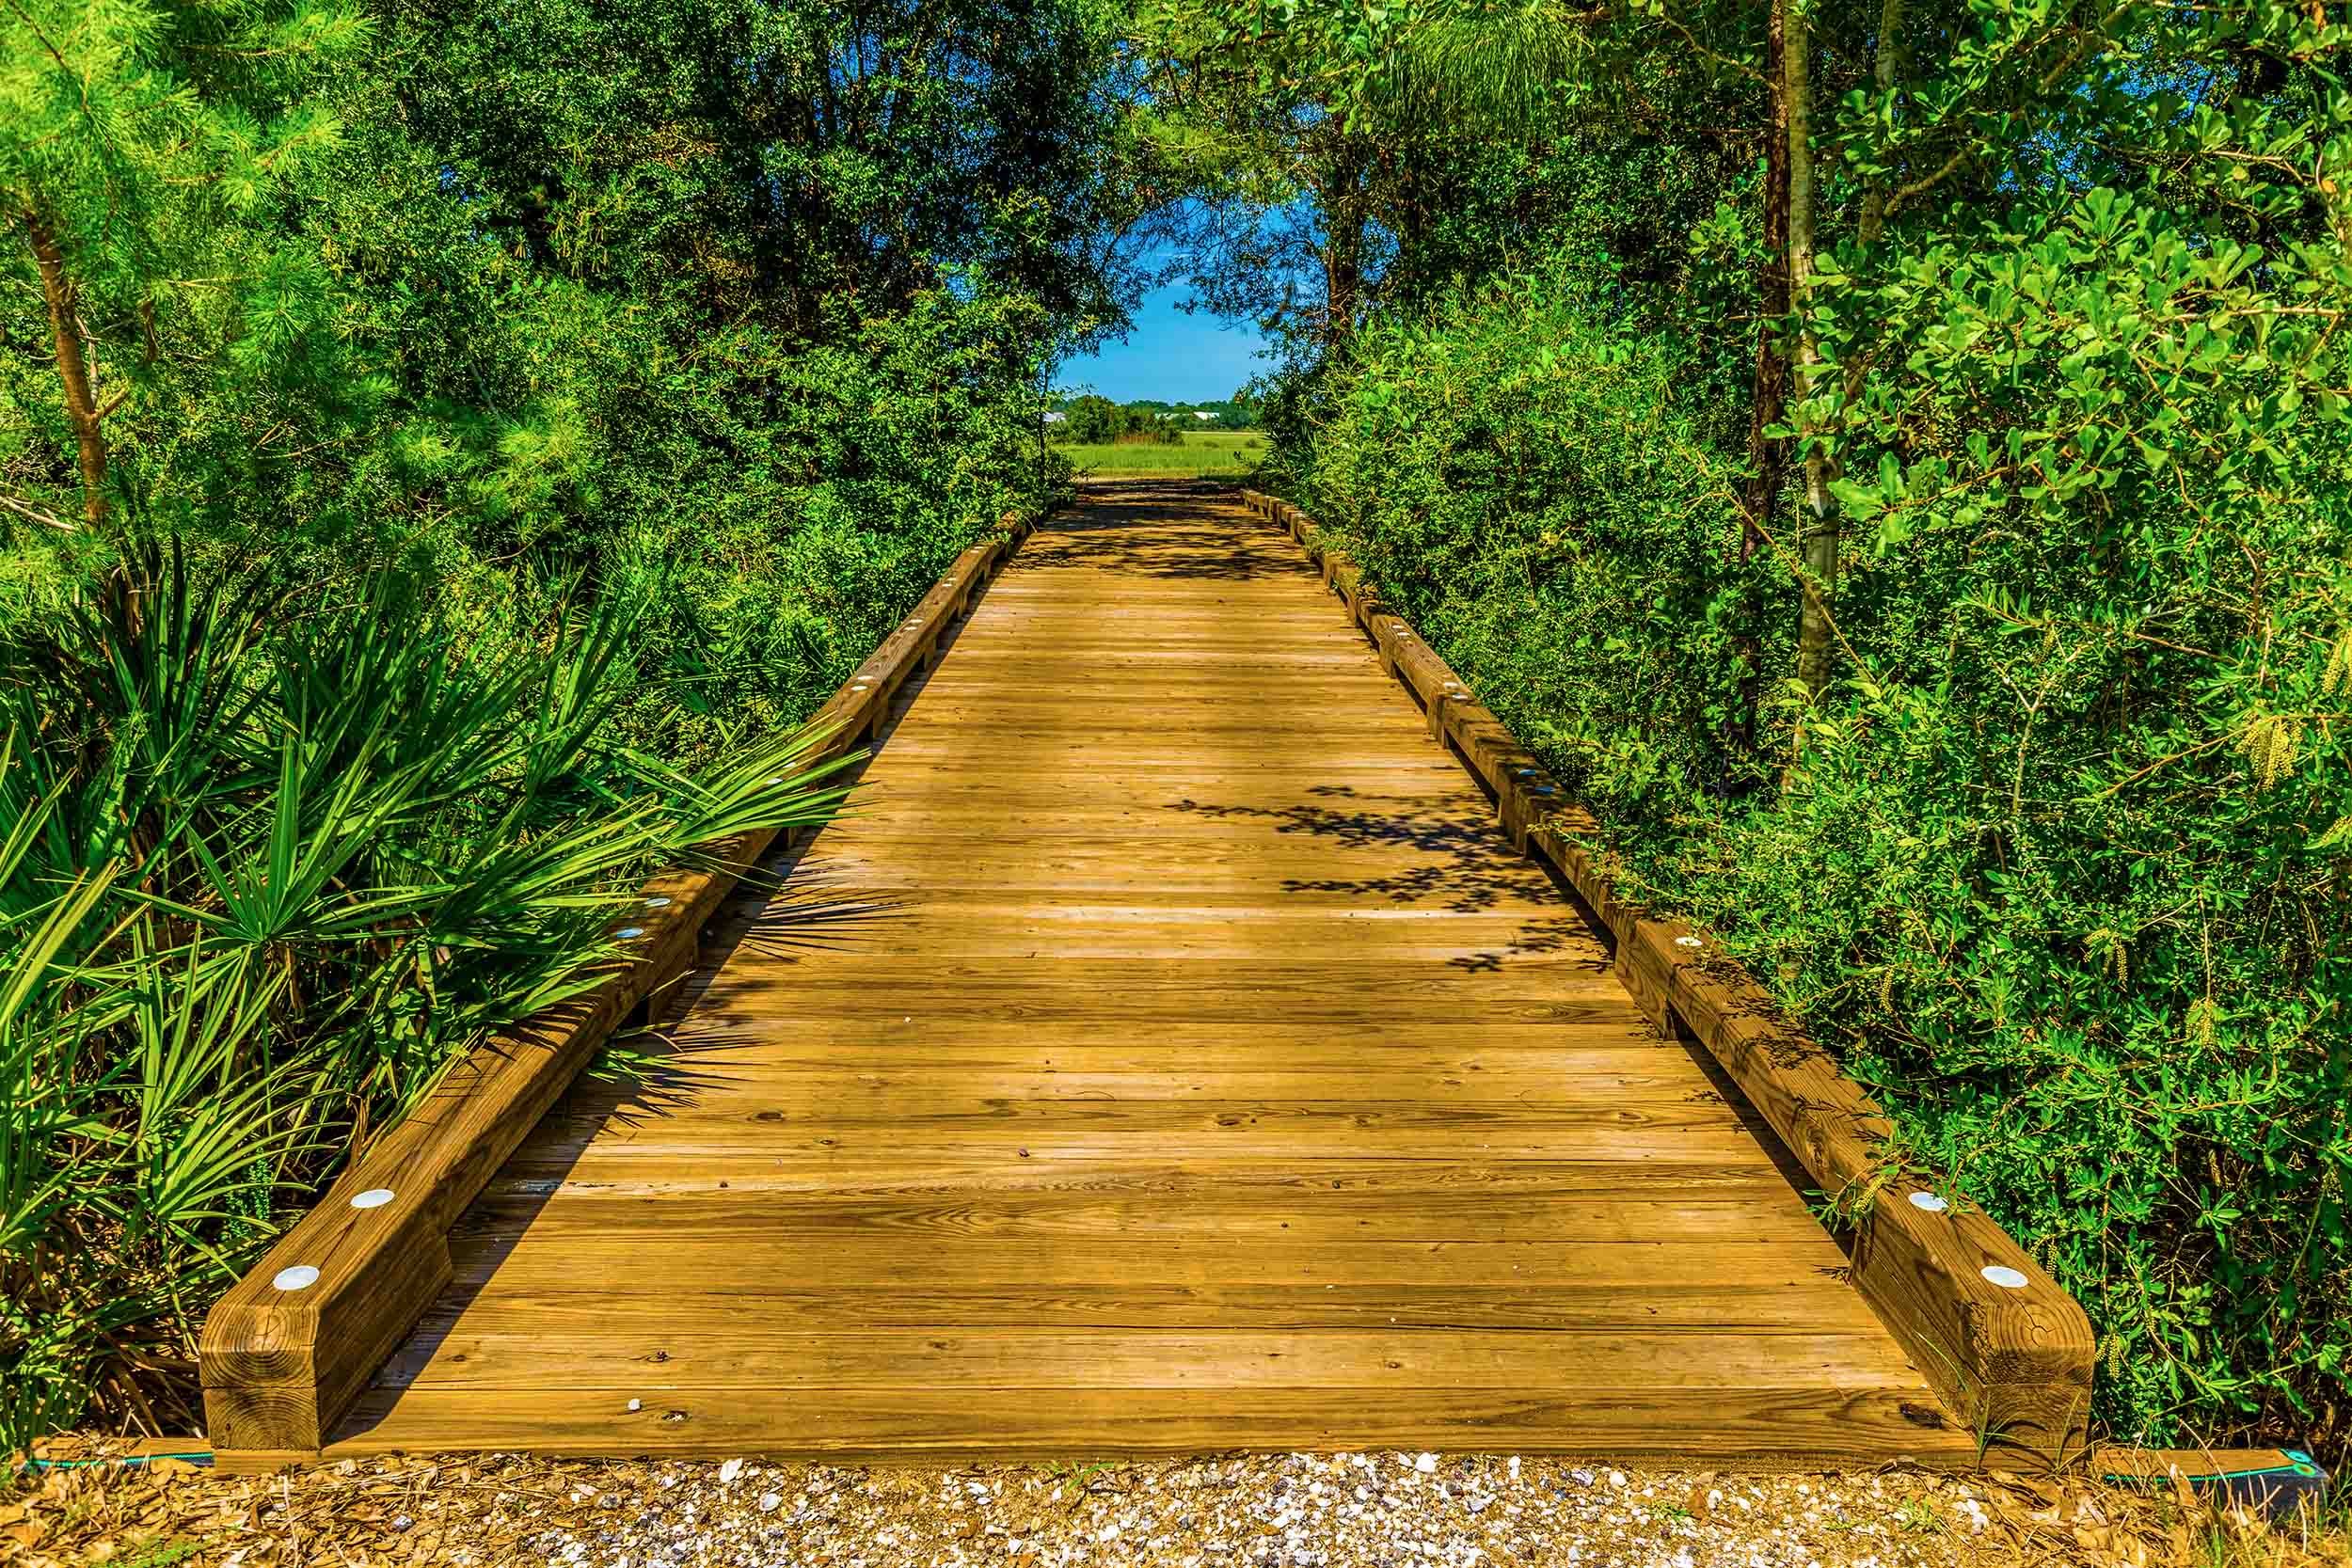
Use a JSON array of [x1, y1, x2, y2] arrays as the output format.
[[1021, 483, 1278, 581]]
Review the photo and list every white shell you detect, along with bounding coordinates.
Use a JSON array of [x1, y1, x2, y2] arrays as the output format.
[[644, 895, 673, 909], [1675, 935, 1704, 949], [350, 1188, 395, 1210], [1906, 1191, 1948, 1212], [1980, 1265, 2030, 1290], [273, 1265, 321, 1291]]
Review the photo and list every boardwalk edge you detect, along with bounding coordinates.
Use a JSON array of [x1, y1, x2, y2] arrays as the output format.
[[1239, 488, 2097, 1467], [197, 511, 1043, 1470]]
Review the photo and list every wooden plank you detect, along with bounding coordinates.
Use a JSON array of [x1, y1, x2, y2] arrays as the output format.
[[450, 1188, 1834, 1246], [677, 926, 1609, 965], [1240, 486, 2098, 1463], [389, 1281, 1891, 1337], [326, 1385, 1977, 1465], [2096, 1448, 2333, 1517], [499, 1065, 1705, 1101], [379, 1328, 1923, 1392], [691, 958, 1625, 996], [564, 1032, 1694, 1065], [501, 1127, 1781, 1172], [466, 1153, 1796, 1198], [2097, 1448, 2320, 1482], [436, 1237, 1849, 1293]]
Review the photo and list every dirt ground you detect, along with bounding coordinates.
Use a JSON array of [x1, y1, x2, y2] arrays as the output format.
[[5, 1448, 2346, 1568]]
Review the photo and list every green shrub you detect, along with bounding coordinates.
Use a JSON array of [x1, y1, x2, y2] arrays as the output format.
[[0, 557, 854, 1449], [1293, 223, 2352, 1453], [1298, 255, 1781, 823]]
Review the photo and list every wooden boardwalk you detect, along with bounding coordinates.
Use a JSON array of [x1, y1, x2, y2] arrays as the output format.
[[331, 483, 1975, 1464]]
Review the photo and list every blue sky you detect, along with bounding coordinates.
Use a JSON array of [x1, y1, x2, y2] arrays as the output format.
[[1058, 279, 1270, 403]]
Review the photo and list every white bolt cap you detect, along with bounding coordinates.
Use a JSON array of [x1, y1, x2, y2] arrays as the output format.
[[273, 1265, 321, 1291]]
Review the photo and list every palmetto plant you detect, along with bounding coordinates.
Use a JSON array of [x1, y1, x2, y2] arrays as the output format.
[[0, 550, 850, 1449]]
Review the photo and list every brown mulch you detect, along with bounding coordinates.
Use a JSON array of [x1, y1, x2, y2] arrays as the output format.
[[4, 1446, 2346, 1568]]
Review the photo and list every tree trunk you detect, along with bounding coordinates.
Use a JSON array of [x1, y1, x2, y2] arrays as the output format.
[[1395, 150, 1426, 288], [1857, 0, 1905, 246], [1322, 142, 1366, 355], [1743, 0, 1791, 546], [1784, 0, 1838, 701], [25, 210, 108, 529], [1730, 0, 1793, 768]]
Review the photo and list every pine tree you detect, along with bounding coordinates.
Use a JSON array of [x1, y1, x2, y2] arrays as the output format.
[[3, 0, 364, 531]]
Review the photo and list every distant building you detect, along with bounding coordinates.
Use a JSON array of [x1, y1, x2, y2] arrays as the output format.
[[1043, 410, 1068, 424], [1194, 411, 1218, 421]]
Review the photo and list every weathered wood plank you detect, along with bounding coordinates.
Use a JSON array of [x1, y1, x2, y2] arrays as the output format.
[[437, 1237, 1852, 1294], [449, 1188, 1835, 1245], [326, 1386, 1968, 1467], [387, 1281, 1893, 1337], [379, 1328, 1923, 1392]]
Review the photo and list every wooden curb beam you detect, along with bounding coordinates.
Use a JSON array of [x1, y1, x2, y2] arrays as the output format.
[[1240, 489, 2098, 1465], [197, 515, 1039, 1471]]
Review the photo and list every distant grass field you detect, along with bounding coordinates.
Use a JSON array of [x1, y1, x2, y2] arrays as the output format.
[[1054, 430, 1269, 478]]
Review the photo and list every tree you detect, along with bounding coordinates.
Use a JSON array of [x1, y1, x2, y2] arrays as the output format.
[[3, 0, 364, 534], [1062, 393, 1121, 442], [1167, 0, 2352, 700]]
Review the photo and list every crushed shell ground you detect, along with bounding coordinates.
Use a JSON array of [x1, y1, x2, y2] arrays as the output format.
[[7, 1448, 2348, 1568]]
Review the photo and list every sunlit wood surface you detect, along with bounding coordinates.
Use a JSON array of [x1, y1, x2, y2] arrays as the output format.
[[333, 482, 1975, 1464]]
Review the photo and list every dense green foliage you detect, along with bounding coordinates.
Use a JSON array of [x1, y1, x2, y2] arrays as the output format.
[[1, 562, 848, 1448], [3, 0, 1137, 746], [1184, 0, 2352, 1456], [3, 0, 1136, 1442], [1070, 393, 1263, 429], [1300, 239, 2351, 1449], [1301, 262, 1768, 816], [1057, 392, 1185, 444]]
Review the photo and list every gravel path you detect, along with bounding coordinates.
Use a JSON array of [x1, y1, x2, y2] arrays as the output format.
[[4, 1448, 2342, 1567]]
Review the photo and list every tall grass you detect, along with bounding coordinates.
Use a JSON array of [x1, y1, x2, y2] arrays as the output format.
[[0, 552, 849, 1450], [1054, 431, 1269, 478]]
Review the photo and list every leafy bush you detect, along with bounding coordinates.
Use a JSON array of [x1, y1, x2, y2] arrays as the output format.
[[1061, 395, 1125, 443], [1055, 395, 1187, 446], [1297, 256, 1776, 820], [0, 558, 852, 1449], [1293, 221, 2352, 1454]]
